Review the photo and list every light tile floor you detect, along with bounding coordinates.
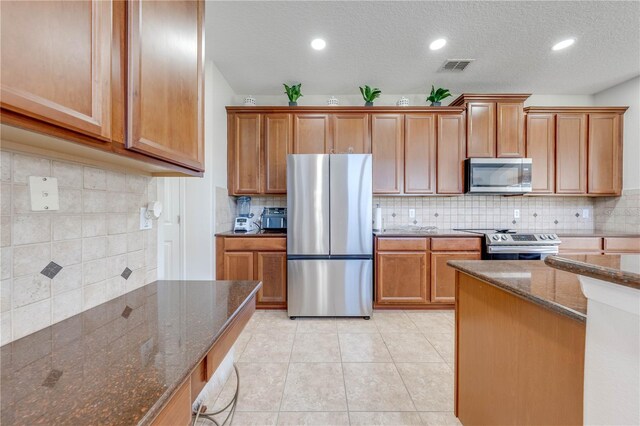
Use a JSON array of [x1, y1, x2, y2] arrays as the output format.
[[200, 310, 461, 426]]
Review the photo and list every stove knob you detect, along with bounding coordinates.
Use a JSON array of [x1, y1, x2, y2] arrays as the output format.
[[492, 235, 500, 241], [539, 235, 546, 240], [501, 235, 508, 241], [547, 234, 555, 240]]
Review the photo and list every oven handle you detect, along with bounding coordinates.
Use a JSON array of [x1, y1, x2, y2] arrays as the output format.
[[486, 245, 559, 254]]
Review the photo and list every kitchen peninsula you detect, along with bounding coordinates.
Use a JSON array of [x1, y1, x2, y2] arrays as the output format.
[[0, 280, 261, 426]]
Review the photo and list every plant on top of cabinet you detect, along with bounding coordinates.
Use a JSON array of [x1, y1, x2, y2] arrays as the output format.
[[360, 85, 382, 106], [284, 83, 303, 106], [427, 85, 452, 106]]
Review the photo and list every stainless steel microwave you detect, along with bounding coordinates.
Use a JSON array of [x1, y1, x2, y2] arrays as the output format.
[[465, 158, 532, 194]]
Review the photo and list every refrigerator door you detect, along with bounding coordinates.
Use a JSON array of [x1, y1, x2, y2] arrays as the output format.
[[288, 259, 373, 317], [287, 154, 330, 255], [329, 154, 373, 256]]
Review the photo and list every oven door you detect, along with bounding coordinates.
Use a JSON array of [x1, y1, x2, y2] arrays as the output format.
[[466, 158, 532, 194], [485, 245, 558, 261]]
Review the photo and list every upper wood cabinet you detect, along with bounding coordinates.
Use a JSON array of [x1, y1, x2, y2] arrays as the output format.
[[526, 113, 555, 194], [372, 114, 404, 194], [556, 113, 588, 194], [293, 114, 331, 154], [588, 113, 622, 195], [127, 0, 205, 171], [437, 113, 466, 194], [332, 113, 370, 154], [404, 114, 436, 194], [450, 94, 529, 159], [230, 114, 262, 194], [0, 0, 113, 141], [264, 114, 292, 194]]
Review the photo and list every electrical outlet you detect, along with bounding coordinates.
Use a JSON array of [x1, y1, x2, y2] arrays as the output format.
[[29, 176, 59, 211], [582, 208, 590, 219], [409, 209, 415, 218], [140, 207, 152, 230], [514, 209, 520, 219]]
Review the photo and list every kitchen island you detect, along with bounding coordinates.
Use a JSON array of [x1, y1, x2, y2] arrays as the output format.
[[448, 259, 587, 425], [0, 280, 261, 426]]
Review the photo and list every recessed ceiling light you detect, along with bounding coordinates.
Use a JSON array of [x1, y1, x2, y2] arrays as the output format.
[[429, 38, 447, 50], [552, 38, 575, 51], [311, 38, 326, 50]]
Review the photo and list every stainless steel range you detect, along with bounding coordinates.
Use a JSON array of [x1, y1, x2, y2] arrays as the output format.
[[458, 229, 561, 260]]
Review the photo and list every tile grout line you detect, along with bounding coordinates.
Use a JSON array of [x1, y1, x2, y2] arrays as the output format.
[[275, 313, 297, 423], [336, 328, 351, 426]]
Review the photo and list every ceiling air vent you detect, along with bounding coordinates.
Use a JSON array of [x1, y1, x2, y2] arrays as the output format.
[[439, 59, 475, 72]]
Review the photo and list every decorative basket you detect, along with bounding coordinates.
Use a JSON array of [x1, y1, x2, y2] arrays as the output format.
[[397, 96, 409, 107], [243, 96, 256, 106], [327, 96, 339, 106]]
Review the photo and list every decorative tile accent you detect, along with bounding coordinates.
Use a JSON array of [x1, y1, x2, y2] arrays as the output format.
[[121, 267, 132, 280], [40, 261, 62, 279], [42, 369, 63, 388], [121, 305, 133, 319]]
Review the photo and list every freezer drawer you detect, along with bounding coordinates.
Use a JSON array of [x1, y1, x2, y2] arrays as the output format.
[[287, 259, 373, 317]]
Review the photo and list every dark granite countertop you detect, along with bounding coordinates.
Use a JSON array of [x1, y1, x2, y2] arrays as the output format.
[[545, 255, 640, 289], [216, 230, 286, 237], [447, 260, 587, 321], [0, 280, 261, 426]]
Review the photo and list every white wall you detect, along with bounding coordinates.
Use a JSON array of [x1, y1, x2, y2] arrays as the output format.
[[181, 61, 235, 280], [594, 76, 640, 190]]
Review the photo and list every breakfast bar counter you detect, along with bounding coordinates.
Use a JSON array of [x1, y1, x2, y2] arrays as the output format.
[[0, 280, 261, 426]]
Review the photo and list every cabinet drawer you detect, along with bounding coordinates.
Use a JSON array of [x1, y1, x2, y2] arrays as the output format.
[[377, 238, 429, 251], [430, 237, 481, 252], [603, 237, 640, 253], [559, 237, 602, 253], [224, 237, 286, 251]]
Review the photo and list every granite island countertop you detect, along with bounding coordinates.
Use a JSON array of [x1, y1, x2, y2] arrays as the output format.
[[545, 254, 640, 289], [448, 259, 588, 321], [0, 280, 261, 426]]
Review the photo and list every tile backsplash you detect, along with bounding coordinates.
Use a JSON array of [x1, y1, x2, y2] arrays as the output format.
[[0, 149, 158, 344], [594, 189, 640, 233]]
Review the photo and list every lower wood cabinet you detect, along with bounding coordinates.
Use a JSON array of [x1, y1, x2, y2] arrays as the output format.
[[375, 236, 481, 308], [216, 236, 287, 308]]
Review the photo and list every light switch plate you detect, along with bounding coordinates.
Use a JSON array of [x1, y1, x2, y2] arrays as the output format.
[[582, 208, 590, 219], [514, 209, 520, 219], [409, 209, 415, 218], [140, 207, 152, 230], [29, 176, 59, 211]]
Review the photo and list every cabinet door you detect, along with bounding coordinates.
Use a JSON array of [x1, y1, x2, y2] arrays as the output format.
[[0, 0, 113, 140], [467, 102, 496, 157], [293, 114, 331, 154], [404, 114, 436, 194], [556, 114, 587, 194], [332, 113, 370, 154], [496, 102, 525, 157], [526, 113, 555, 194], [223, 252, 254, 280], [437, 113, 466, 194], [264, 114, 292, 194], [256, 252, 287, 307], [431, 252, 480, 303], [588, 113, 622, 195], [231, 114, 262, 194], [372, 114, 404, 194], [128, 0, 204, 171], [376, 252, 429, 304]]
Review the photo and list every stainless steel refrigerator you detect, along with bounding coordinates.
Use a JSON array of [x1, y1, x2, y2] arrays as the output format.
[[287, 154, 373, 319]]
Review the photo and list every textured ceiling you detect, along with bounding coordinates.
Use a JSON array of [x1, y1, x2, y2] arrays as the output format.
[[207, 1, 640, 96]]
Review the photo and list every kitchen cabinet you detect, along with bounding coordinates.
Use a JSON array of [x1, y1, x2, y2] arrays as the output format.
[[558, 237, 602, 255], [0, 0, 114, 141], [264, 114, 292, 193], [526, 113, 555, 193], [332, 113, 370, 154], [430, 251, 481, 304], [437, 113, 466, 194], [230, 114, 262, 194], [588, 113, 622, 195], [151, 380, 192, 426], [450, 94, 529, 159], [377, 252, 429, 304], [1, 0, 206, 176], [556, 113, 588, 194], [372, 114, 404, 194], [216, 236, 287, 308], [603, 237, 640, 254], [293, 114, 331, 154], [404, 114, 436, 194]]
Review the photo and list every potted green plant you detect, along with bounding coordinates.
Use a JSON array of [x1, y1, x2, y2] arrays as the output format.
[[427, 85, 452, 106], [359, 85, 381, 106], [284, 83, 303, 106]]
